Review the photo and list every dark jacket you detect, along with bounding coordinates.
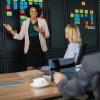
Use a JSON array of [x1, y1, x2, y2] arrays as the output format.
[[57, 52, 100, 100]]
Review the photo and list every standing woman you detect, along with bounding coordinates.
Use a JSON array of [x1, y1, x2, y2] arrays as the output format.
[[3, 4, 50, 70], [64, 24, 81, 62]]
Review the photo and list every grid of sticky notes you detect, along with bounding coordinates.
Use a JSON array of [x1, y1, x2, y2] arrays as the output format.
[[69, 1, 95, 29], [6, 0, 44, 25]]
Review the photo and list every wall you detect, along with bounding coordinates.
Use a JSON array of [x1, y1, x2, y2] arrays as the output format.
[[0, 0, 100, 73]]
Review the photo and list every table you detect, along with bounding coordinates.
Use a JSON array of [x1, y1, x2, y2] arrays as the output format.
[[0, 70, 61, 100]]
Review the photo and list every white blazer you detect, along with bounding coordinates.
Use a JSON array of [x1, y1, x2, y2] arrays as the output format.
[[13, 18, 50, 54]]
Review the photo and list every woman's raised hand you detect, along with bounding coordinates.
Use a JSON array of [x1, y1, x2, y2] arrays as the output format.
[[3, 24, 13, 32], [3, 24, 16, 36]]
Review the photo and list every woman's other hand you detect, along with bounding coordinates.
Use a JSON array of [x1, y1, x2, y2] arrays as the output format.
[[34, 27, 45, 37], [53, 72, 68, 84]]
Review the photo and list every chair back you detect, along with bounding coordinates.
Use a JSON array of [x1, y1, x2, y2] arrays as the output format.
[[75, 42, 87, 65]]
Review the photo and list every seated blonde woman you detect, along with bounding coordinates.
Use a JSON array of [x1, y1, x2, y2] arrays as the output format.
[[64, 24, 81, 62]]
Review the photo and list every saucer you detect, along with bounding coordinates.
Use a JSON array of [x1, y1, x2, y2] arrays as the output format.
[[30, 81, 49, 88]]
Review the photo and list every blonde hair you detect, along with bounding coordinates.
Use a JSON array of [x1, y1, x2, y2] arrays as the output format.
[[65, 24, 81, 43]]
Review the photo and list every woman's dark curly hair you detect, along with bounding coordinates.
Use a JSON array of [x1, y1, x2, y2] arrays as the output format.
[[25, 4, 42, 17]]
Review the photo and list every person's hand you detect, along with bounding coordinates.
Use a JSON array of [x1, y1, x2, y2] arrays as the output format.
[[34, 27, 45, 37], [53, 72, 68, 84], [3, 24, 13, 32], [3, 24, 16, 36]]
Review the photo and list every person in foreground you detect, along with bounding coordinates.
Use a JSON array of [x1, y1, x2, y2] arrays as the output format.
[[53, 52, 100, 100], [3, 4, 50, 70]]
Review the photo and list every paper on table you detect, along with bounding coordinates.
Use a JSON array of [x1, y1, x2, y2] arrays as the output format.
[[17, 70, 43, 78]]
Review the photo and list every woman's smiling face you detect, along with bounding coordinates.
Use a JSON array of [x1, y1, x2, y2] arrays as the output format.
[[30, 7, 38, 19]]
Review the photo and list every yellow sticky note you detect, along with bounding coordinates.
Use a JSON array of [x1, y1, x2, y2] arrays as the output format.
[[20, 15, 26, 19], [38, 0, 43, 2], [75, 9, 79, 13], [81, 1, 85, 6], [80, 9, 83, 13], [33, 0, 38, 2], [84, 10, 88, 14], [28, 0, 33, 1], [29, 2, 33, 5], [90, 10, 94, 14], [70, 13, 74, 17], [7, 11, 12, 16]]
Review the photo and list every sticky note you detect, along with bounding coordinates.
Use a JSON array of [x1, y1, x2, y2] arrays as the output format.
[[7, 11, 12, 16], [75, 9, 79, 13], [91, 21, 94, 25], [38, 0, 43, 2], [90, 10, 94, 14], [75, 14, 80, 18], [33, 0, 38, 2], [13, 0, 18, 1], [20, 10, 25, 14], [81, 14, 83, 17], [80, 9, 83, 13], [81, 1, 85, 6], [85, 21, 88, 25], [29, 2, 33, 5], [70, 13, 74, 18], [13, 1, 18, 9], [6, 5, 11, 10], [28, 0, 33, 1], [85, 25, 88, 29], [20, 15, 26, 19], [6, 0, 11, 5], [38, 2, 43, 6], [20, 6, 24, 9], [85, 10, 88, 14], [34, 2, 39, 5], [85, 14, 88, 17]]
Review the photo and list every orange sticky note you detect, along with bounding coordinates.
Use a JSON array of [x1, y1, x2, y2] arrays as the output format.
[[6, 5, 11, 10], [20, 10, 25, 14], [85, 21, 88, 25]]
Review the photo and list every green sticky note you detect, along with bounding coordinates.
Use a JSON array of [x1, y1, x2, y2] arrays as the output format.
[[28, 0, 33, 1], [33, 0, 38, 2], [7, 11, 12, 16]]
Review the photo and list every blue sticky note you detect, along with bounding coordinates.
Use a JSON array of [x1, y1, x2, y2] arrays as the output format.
[[24, 2, 28, 6], [75, 14, 80, 18], [6, 0, 11, 5], [85, 14, 88, 17], [20, 6, 24, 9], [81, 14, 84, 17], [38, 2, 43, 6], [13, 2, 18, 9], [34, 2, 39, 5], [20, 1, 23, 6]]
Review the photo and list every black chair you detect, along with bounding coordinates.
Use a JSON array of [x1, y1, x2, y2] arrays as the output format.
[[75, 42, 87, 65]]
